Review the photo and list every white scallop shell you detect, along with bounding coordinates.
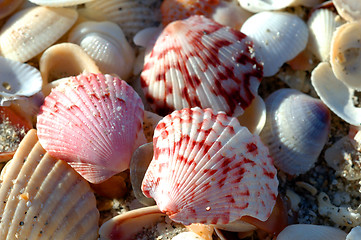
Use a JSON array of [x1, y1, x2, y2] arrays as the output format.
[[0, 6, 78, 63], [311, 62, 361, 126], [241, 11, 309, 77], [0, 56, 42, 105], [277, 224, 347, 240], [308, 8, 344, 62], [333, 0, 361, 22], [238, 0, 322, 13], [28, 0, 94, 7], [0, 129, 99, 239], [68, 21, 135, 80], [260, 88, 331, 175], [330, 21, 361, 90]]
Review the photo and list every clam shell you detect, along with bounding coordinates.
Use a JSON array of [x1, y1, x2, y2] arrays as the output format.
[[141, 15, 263, 117], [68, 21, 135, 80], [0, 56, 42, 105], [238, 0, 322, 13], [0, 6, 78, 63], [0, 129, 99, 239], [0, 0, 24, 20], [28, 0, 94, 7], [277, 224, 347, 240], [333, 0, 361, 22], [260, 88, 330, 175], [142, 107, 278, 225], [241, 11, 308, 77], [37, 73, 145, 183], [311, 62, 361, 126], [330, 21, 361, 90]]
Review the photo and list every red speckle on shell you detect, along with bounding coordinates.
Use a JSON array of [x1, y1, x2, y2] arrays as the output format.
[[141, 107, 278, 225], [141, 15, 263, 117]]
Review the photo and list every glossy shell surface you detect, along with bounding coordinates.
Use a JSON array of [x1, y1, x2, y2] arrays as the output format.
[[277, 224, 347, 240]]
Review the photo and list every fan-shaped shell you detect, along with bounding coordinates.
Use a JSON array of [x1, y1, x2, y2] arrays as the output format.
[[37, 73, 145, 184], [28, 0, 94, 7], [241, 11, 308, 77], [0, 0, 24, 20], [260, 88, 330, 175], [141, 15, 263, 117], [142, 107, 278, 226], [277, 224, 347, 240], [0, 129, 99, 239], [0, 6, 78, 63], [68, 21, 135, 80]]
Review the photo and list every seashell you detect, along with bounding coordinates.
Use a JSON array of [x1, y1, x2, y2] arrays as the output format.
[[172, 231, 207, 240], [186, 223, 214, 240], [241, 11, 309, 77], [307, 8, 344, 62], [0, 129, 99, 239], [142, 107, 278, 226], [28, 0, 94, 7], [260, 88, 331, 175], [276, 224, 347, 240], [79, 0, 161, 40], [141, 15, 263, 117], [0, 56, 42, 106], [238, 0, 322, 13], [68, 21, 135, 80], [39, 43, 100, 86], [347, 226, 361, 240], [237, 95, 266, 135], [0, 0, 24, 20], [330, 21, 361, 90], [311, 62, 361, 126], [333, 0, 361, 22], [143, 110, 163, 142], [0, 6, 78, 63], [37, 73, 145, 184]]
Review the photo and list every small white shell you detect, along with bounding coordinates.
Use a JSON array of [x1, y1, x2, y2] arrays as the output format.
[[238, 0, 322, 13], [333, 0, 361, 22], [172, 232, 207, 240], [311, 62, 361, 126], [28, 0, 94, 7], [347, 226, 361, 240], [0, 6, 78, 63], [0, 56, 42, 105], [68, 21, 135, 80], [241, 11, 308, 77], [277, 224, 347, 240], [307, 8, 344, 62], [260, 88, 330, 175], [330, 21, 361, 90]]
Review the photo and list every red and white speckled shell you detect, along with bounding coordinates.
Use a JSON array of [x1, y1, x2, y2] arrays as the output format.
[[141, 107, 278, 225], [140, 15, 263, 117], [37, 73, 145, 184]]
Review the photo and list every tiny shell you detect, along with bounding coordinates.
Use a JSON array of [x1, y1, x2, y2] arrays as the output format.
[[141, 15, 263, 117], [241, 11, 308, 77], [28, 0, 94, 7], [333, 0, 361, 22], [142, 107, 278, 225], [0, 0, 24, 20], [68, 21, 135, 80], [276, 224, 347, 240], [0, 6, 78, 63], [0, 129, 99, 239], [37, 73, 145, 183], [260, 88, 330, 175]]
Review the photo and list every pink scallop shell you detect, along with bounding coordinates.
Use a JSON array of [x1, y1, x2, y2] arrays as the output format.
[[37, 73, 145, 184], [141, 107, 278, 225], [140, 15, 263, 117]]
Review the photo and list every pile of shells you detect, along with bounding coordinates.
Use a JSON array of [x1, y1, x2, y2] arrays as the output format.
[[1, 0, 361, 239]]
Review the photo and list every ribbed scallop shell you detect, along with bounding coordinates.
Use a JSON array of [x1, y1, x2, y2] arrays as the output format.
[[68, 21, 135, 80], [142, 107, 278, 225], [141, 15, 263, 117], [277, 224, 347, 240], [28, 0, 94, 7], [0, 130, 99, 239], [241, 11, 308, 77], [0, 6, 78, 63], [0, 0, 24, 20], [80, 0, 161, 40], [260, 88, 330, 175], [37, 73, 145, 184]]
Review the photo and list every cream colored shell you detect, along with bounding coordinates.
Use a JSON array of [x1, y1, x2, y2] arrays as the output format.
[[28, 0, 94, 7]]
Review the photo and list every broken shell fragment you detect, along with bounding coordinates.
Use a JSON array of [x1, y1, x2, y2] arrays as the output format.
[[0, 129, 99, 239], [142, 107, 278, 225], [260, 88, 330, 175], [141, 15, 263, 117], [277, 224, 347, 240], [37, 73, 145, 183]]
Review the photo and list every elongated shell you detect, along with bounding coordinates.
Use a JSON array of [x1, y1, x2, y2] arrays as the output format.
[[142, 107, 278, 225], [241, 11, 308, 77], [141, 15, 263, 117], [0, 6, 78, 63], [260, 88, 330, 175], [28, 0, 94, 7], [277, 224, 347, 240], [68, 21, 135, 80], [0, 129, 99, 239], [37, 73, 145, 184]]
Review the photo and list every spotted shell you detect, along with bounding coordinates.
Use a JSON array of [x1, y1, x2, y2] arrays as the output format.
[[142, 107, 278, 226], [140, 15, 263, 117], [37, 73, 145, 184]]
